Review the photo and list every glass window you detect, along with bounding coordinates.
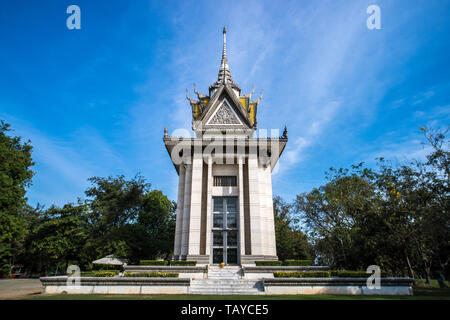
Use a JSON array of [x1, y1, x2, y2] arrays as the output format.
[[227, 213, 237, 228], [213, 199, 224, 213], [226, 198, 237, 213], [213, 248, 223, 264], [211, 197, 240, 265], [213, 231, 223, 247], [227, 248, 238, 264], [213, 213, 223, 228], [227, 231, 238, 246]]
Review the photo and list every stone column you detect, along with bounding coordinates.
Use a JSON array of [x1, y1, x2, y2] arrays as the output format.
[[248, 155, 263, 256], [238, 156, 246, 259], [187, 152, 203, 259], [173, 164, 185, 259], [260, 163, 276, 257], [180, 164, 192, 258], [205, 156, 213, 258], [265, 166, 277, 257]]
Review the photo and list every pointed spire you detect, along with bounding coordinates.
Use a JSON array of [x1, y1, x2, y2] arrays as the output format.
[[217, 26, 234, 86], [209, 27, 241, 96], [221, 27, 228, 78]]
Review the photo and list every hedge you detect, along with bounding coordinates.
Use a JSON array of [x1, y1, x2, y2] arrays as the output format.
[[274, 271, 331, 278], [124, 272, 178, 278], [92, 270, 119, 277], [255, 261, 283, 266], [330, 270, 368, 278], [139, 260, 169, 266], [282, 260, 313, 266], [331, 270, 393, 278], [274, 270, 393, 278], [169, 261, 197, 266]]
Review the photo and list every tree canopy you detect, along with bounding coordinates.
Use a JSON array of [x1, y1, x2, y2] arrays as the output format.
[[0, 121, 34, 276], [295, 128, 449, 282]]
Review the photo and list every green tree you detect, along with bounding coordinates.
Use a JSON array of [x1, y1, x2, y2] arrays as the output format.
[[294, 128, 449, 280], [0, 120, 34, 276], [25, 204, 88, 276], [273, 196, 313, 261], [84, 175, 175, 263], [295, 166, 379, 269]]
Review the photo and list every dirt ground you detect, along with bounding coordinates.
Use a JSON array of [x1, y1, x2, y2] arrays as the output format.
[[0, 279, 42, 299]]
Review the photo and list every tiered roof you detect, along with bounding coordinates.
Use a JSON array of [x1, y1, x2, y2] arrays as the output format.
[[185, 27, 263, 132]]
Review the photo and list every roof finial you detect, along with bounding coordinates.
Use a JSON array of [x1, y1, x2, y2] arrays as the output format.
[[210, 26, 241, 94], [282, 125, 288, 139], [221, 26, 228, 83]]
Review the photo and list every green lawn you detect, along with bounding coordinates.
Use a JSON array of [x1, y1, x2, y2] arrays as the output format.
[[24, 286, 450, 300]]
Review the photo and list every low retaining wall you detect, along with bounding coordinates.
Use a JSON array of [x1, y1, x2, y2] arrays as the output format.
[[243, 266, 329, 279], [263, 277, 414, 295], [40, 275, 414, 296], [40, 276, 190, 294], [124, 265, 207, 279]]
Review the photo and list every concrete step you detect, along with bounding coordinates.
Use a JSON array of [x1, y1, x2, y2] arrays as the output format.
[[192, 267, 264, 294], [191, 280, 258, 284], [189, 290, 264, 295], [190, 286, 263, 290], [189, 287, 263, 292], [189, 279, 264, 295]]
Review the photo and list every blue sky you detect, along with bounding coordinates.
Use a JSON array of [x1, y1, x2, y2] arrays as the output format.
[[1, 0, 449, 207]]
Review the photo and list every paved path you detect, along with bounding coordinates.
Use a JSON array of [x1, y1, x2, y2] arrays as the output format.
[[0, 279, 42, 299]]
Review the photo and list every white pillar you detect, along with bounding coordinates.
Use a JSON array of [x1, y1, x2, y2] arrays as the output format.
[[173, 164, 185, 258], [187, 152, 203, 256], [266, 165, 277, 256], [260, 163, 276, 256], [180, 164, 192, 257], [238, 156, 246, 259], [248, 156, 263, 255], [205, 156, 213, 258]]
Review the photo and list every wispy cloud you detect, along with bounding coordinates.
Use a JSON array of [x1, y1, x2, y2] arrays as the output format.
[[0, 113, 130, 206], [2, 0, 449, 205]]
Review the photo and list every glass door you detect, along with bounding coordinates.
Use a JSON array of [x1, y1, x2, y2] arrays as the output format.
[[211, 197, 239, 265]]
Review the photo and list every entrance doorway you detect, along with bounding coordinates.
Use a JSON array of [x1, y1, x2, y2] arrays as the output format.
[[211, 197, 239, 265]]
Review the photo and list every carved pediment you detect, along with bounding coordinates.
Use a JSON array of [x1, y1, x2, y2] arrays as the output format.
[[206, 100, 243, 125]]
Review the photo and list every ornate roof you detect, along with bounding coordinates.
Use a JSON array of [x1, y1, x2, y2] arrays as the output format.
[[185, 27, 263, 133]]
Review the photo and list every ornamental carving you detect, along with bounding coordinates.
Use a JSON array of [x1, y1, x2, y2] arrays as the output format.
[[209, 103, 241, 125]]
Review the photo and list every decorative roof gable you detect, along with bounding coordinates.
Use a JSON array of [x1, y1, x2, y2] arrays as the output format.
[[184, 27, 262, 133], [206, 98, 243, 125]]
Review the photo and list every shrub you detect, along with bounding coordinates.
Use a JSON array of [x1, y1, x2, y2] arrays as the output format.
[[282, 260, 313, 266], [92, 270, 119, 277], [93, 264, 122, 270], [169, 261, 197, 266], [330, 270, 367, 278], [139, 260, 169, 266], [330, 270, 393, 277], [124, 272, 178, 278], [274, 271, 331, 278], [255, 261, 283, 266]]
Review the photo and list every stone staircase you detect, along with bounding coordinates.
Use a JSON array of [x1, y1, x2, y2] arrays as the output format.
[[189, 266, 265, 295]]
